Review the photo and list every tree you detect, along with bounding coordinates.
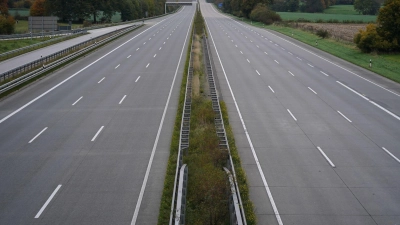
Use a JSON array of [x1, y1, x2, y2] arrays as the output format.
[[1, 0, 8, 15], [300, 0, 326, 12], [0, 14, 15, 34], [354, 0, 380, 15], [30, 0, 47, 16], [377, 0, 400, 45]]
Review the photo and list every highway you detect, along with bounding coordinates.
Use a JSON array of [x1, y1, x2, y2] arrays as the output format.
[[0, 6, 194, 225], [201, 1, 400, 225]]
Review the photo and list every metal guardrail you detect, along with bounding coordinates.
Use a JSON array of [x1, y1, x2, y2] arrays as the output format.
[[0, 30, 88, 59], [0, 24, 143, 95], [0, 24, 140, 84], [169, 28, 194, 225], [224, 167, 243, 225], [175, 164, 188, 225], [203, 35, 246, 225]]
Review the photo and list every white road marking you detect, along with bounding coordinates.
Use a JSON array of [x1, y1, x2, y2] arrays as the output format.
[[205, 15, 283, 225], [281, 48, 285, 50], [163, 42, 166, 44], [317, 147, 336, 167], [268, 86, 275, 93], [146, 63, 150, 68], [247, 59, 250, 63], [336, 81, 369, 100], [131, 11, 194, 225], [136, 48, 140, 51], [231, 40, 233, 42], [98, 77, 105, 83], [235, 45, 238, 47], [308, 63, 314, 68], [115, 64, 120, 69], [250, 40, 253, 42], [149, 38, 151, 40], [308, 87, 317, 94], [337, 111, 352, 122], [382, 147, 400, 163], [257, 45, 259, 48], [135, 76, 140, 82], [159, 47, 162, 50], [264, 52, 268, 55], [288, 71, 295, 76], [91, 126, 104, 141], [34, 185, 62, 218], [274, 60, 279, 64], [297, 57, 302, 61], [275, 44, 278, 46], [154, 54, 157, 58], [167, 37, 169, 40], [143, 42, 146, 45], [320, 71, 329, 76], [29, 127, 48, 143], [245, 36, 247, 38], [240, 51, 243, 54], [119, 95, 127, 104], [256, 70, 260, 75], [127, 55, 131, 58], [288, 52, 293, 55], [72, 96, 83, 106], [287, 109, 297, 121]]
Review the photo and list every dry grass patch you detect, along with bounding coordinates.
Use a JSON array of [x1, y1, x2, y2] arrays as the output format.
[[294, 23, 367, 42]]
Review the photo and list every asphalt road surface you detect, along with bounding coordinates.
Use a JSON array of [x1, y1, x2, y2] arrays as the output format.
[[201, 1, 400, 225], [0, 6, 194, 225]]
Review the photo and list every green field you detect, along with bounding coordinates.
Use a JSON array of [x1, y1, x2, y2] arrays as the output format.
[[8, 8, 30, 17], [322, 4, 360, 15], [277, 12, 377, 22]]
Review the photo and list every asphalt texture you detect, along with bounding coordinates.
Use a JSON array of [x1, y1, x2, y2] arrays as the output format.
[[0, 6, 194, 225], [201, 1, 400, 225]]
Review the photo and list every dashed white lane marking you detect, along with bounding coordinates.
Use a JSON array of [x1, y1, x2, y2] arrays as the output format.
[[274, 44, 278, 46], [136, 48, 140, 51], [288, 52, 293, 55], [29, 127, 48, 143], [250, 40, 253, 42], [72, 96, 83, 106], [256, 45, 259, 48], [247, 59, 250, 63], [256, 70, 260, 75], [167, 37, 169, 40], [91, 126, 104, 141], [287, 109, 297, 121], [146, 63, 150, 68], [308, 63, 314, 68], [317, 147, 336, 167], [297, 57, 302, 61], [337, 111, 352, 123], [119, 95, 127, 104], [281, 48, 285, 50], [135, 76, 140, 82], [274, 60, 279, 64], [115, 64, 120, 69], [127, 55, 131, 58], [382, 147, 400, 163], [163, 42, 166, 44], [240, 51, 243, 54], [149, 38, 151, 40], [154, 54, 157, 58], [98, 77, 105, 83], [205, 16, 283, 225], [34, 184, 62, 218], [320, 71, 329, 76], [264, 52, 268, 55], [143, 42, 146, 45], [159, 47, 162, 50], [308, 87, 317, 94], [235, 45, 238, 47], [268, 86, 275, 93]]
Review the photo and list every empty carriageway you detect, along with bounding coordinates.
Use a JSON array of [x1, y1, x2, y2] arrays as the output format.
[[0, 6, 195, 225], [201, 0, 400, 225]]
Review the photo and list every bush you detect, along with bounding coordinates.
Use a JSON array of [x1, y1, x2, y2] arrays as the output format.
[[354, 23, 399, 52], [249, 4, 281, 25], [0, 15, 15, 34], [316, 29, 329, 38]]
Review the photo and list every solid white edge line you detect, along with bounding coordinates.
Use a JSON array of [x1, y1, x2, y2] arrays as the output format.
[[91, 126, 104, 142], [317, 147, 336, 167], [382, 147, 400, 163], [34, 184, 62, 218], [135, 76, 140, 82], [287, 109, 297, 121], [336, 81, 369, 100], [369, 100, 400, 121], [268, 86, 275, 93], [130, 7, 193, 225], [119, 95, 127, 104], [72, 96, 83, 106], [0, 19, 168, 124], [337, 111, 352, 123], [308, 87, 317, 94], [29, 127, 48, 143], [205, 8, 283, 225]]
